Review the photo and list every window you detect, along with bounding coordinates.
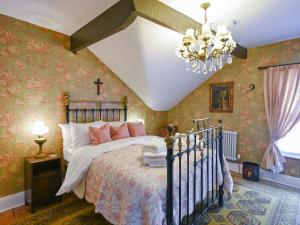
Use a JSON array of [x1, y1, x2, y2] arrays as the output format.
[[276, 121, 300, 158]]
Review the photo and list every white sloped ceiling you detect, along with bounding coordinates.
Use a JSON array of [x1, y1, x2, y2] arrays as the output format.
[[1, 0, 300, 111], [89, 17, 217, 111]]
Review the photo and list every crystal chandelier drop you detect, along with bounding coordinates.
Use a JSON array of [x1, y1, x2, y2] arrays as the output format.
[[175, 2, 236, 74]]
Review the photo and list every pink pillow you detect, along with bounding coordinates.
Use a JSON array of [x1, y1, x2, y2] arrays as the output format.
[[128, 122, 146, 137], [89, 124, 112, 145], [110, 123, 130, 140]]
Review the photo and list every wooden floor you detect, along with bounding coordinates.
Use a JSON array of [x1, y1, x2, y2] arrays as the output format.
[[0, 204, 31, 225], [0, 194, 75, 225]]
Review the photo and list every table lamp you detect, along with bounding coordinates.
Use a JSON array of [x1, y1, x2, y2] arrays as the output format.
[[31, 121, 49, 158]]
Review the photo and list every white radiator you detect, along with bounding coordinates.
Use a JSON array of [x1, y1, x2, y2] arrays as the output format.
[[223, 131, 238, 161]]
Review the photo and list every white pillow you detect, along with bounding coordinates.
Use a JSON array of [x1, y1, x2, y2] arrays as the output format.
[[58, 124, 72, 152], [70, 121, 104, 150]]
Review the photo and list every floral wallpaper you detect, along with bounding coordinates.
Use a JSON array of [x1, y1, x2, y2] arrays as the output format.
[[0, 14, 168, 197], [1, 12, 299, 199], [168, 38, 300, 178]]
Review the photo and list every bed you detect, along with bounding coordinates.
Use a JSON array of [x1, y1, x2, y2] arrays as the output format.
[[57, 93, 233, 225]]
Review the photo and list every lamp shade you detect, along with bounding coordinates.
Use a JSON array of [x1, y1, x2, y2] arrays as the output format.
[[31, 121, 49, 136], [185, 28, 194, 37], [216, 24, 229, 35]]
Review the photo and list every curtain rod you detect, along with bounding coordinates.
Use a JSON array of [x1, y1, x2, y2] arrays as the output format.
[[258, 61, 300, 70]]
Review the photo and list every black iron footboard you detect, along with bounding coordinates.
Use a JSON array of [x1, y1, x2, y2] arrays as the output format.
[[165, 118, 224, 225]]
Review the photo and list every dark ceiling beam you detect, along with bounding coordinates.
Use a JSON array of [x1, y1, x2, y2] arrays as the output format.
[[133, 0, 198, 34], [70, 0, 247, 59], [70, 0, 137, 52], [232, 43, 247, 59]]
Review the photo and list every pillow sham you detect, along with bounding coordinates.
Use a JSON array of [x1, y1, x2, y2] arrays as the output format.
[[89, 124, 112, 145], [110, 123, 130, 140], [70, 120, 104, 150], [127, 122, 146, 137], [58, 123, 72, 152]]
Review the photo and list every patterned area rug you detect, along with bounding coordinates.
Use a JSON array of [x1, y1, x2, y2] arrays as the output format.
[[11, 177, 300, 225], [197, 178, 300, 225]]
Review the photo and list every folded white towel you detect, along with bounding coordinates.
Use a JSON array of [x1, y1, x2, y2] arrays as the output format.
[[142, 144, 166, 154], [143, 150, 167, 168], [146, 163, 167, 168], [144, 159, 166, 164], [143, 151, 166, 158]]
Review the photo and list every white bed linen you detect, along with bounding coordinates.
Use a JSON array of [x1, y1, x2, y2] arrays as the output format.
[[58, 135, 233, 225], [63, 148, 74, 162], [58, 123, 72, 152], [57, 136, 164, 196], [84, 146, 232, 225]]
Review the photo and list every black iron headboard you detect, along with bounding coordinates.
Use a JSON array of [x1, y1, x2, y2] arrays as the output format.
[[64, 92, 128, 123]]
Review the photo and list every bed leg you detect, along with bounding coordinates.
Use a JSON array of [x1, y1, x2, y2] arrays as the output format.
[[218, 118, 224, 207], [218, 184, 224, 207], [165, 125, 175, 225]]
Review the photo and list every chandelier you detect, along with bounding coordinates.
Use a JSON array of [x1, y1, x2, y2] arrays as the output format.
[[175, 2, 236, 74]]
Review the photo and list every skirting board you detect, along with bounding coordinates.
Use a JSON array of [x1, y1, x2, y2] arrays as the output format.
[[227, 161, 300, 189], [0, 191, 24, 213]]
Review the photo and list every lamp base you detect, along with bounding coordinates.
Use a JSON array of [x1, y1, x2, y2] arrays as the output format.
[[34, 152, 48, 159], [34, 137, 48, 159]]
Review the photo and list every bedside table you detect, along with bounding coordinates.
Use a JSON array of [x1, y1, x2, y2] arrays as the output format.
[[24, 155, 62, 213]]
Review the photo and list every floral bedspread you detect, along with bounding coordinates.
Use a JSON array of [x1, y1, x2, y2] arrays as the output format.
[[85, 145, 233, 225]]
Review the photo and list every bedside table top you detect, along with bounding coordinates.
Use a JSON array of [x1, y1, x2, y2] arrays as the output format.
[[25, 155, 62, 164]]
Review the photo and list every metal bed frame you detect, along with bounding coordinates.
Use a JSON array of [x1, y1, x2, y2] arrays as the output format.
[[64, 92, 128, 123], [165, 118, 224, 225], [63, 93, 224, 225]]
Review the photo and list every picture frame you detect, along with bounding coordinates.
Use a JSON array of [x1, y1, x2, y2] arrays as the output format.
[[209, 82, 234, 113]]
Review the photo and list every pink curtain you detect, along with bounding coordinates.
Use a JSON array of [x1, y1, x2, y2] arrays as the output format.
[[261, 65, 300, 173]]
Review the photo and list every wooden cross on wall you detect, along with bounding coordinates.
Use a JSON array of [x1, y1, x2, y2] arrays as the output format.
[[94, 78, 103, 95]]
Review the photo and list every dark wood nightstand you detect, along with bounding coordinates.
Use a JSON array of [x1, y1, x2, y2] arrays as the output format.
[[24, 155, 62, 213]]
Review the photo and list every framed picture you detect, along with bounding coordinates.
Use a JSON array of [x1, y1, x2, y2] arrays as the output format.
[[209, 82, 234, 113]]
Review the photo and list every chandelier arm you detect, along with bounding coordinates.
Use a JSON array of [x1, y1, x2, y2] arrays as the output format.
[[180, 52, 185, 59], [211, 45, 225, 57], [186, 47, 199, 61], [180, 46, 197, 62], [189, 54, 197, 62], [200, 40, 208, 61], [211, 42, 232, 58]]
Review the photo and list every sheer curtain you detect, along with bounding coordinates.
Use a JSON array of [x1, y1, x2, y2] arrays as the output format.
[[261, 65, 300, 173]]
